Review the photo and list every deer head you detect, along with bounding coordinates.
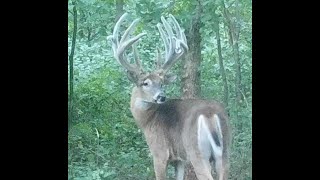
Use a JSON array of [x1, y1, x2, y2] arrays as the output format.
[[108, 13, 188, 104]]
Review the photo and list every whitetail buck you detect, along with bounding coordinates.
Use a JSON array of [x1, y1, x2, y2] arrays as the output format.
[[108, 13, 231, 180]]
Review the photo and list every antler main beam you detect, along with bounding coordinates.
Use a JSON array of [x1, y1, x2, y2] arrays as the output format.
[[108, 13, 146, 74]]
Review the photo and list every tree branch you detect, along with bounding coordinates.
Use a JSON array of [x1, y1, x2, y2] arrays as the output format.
[[68, 9, 74, 16], [68, 0, 77, 130]]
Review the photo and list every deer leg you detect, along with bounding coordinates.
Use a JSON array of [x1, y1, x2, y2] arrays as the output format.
[[174, 161, 185, 180], [153, 156, 168, 180], [188, 155, 213, 180], [183, 115, 215, 180], [214, 155, 228, 180]]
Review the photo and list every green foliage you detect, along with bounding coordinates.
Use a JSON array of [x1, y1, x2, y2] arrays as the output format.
[[69, 0, 252, 179]]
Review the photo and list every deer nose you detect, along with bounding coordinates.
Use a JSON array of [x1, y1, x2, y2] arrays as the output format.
[[158, 95, 166, 102], [154, 92, 166, 103]]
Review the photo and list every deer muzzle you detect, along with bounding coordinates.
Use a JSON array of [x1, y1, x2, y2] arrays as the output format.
[[153, 92, 166, 104]]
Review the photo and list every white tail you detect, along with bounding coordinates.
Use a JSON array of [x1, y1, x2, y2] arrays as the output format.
[[198, 114, 223, 159]]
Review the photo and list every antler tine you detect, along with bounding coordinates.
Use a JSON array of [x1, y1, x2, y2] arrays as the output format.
[[156, 14, 188, 73], [133, 44, 142, 72], [120, 18, 140, 44], [108, 13, 146, 73], [157, 23, 169, 63], [110, 13, 127, 55], [155, 48, 162, 69], [169, 14, 188, 50], [161, 16, 174, 38]]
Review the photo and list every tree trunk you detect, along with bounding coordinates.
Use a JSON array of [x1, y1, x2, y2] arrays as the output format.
[[115, 0, 124, 22], [233, 39, 241, 103], [181, 1, 203, 179], [214, 13, 229, 107], [181, 2, 202, 100], [233, 0, 242, 105], [222, 0, 242, 123], [68, 1, 77, 131]]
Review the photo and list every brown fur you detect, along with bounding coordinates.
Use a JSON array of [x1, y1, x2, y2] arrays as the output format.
[[129, 74, 231, 180]]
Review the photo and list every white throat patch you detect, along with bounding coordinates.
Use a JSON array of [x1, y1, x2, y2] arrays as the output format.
[[134, 98, 152, 110]]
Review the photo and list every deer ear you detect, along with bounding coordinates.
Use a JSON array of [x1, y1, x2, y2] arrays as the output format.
[[164, 73, 177, 84]]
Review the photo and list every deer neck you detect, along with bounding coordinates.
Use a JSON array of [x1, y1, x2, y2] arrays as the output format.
[[130, 87, 159, 128]]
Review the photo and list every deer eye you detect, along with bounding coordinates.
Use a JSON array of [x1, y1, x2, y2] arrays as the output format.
[[142, 82, 148, 86]]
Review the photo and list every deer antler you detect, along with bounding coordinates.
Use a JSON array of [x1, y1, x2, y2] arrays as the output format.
[[108, 13, 146, 74], [156, 14, 188, 73]]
